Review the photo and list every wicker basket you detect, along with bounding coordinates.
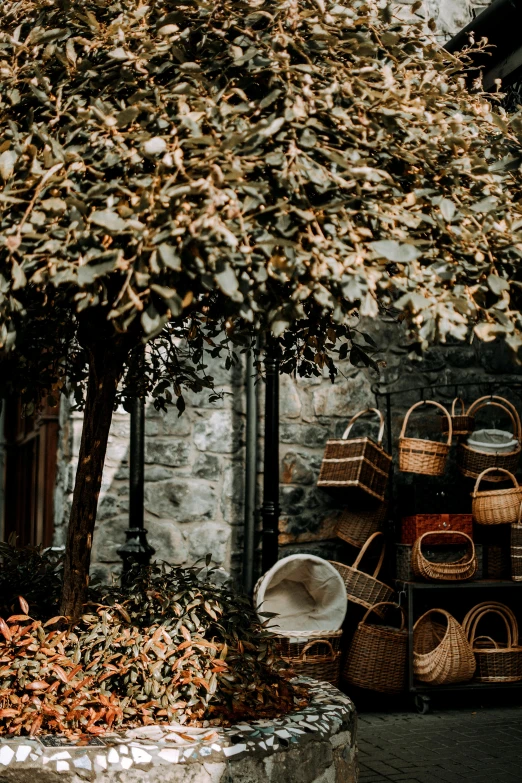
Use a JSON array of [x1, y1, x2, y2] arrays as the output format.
[[413, 609, 476, 685], [318, 408, 392, 501], [331, 532, 394, 619], [485, 544, 511, 579], [274, 630, 342, 686], [401, 513, 473, 546], [511, 501, 522, 582], [462, 602, 522, 683], [399, 400, 452, 476], [335, 502, 388, 549], [441, 397, 475, 438], [343, 602, 407, 694], [412, 531, 477, 582], [457, 396, 521, 481], [396, 543, 483, 582], [472, 468, 522, 525]]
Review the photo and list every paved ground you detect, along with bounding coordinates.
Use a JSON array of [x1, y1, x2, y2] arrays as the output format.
[[357, 703, 522, 783]]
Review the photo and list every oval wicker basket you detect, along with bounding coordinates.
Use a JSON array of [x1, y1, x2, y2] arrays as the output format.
[[413, 608, 476, 685], [274, 629, 343, 687], [472, 468, 522, 525], [343, 602, 407, 694], [412, 531, 477, 582], [462, 602, 522, 683], [441, 397, 475, 438], [331, 532, 394, 618], [457, 396, 521, 481], [399, 400, 452, 476]]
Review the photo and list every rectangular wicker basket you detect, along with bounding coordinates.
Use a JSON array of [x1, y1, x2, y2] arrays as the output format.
[[401, 514, 473, 546], [318, 408, 392, 502]]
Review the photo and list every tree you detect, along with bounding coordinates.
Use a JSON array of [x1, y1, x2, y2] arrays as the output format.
[[1, 0, 522, 618]]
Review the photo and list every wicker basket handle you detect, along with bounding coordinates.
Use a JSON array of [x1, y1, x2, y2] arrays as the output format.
[[466, 400, 518, 439], [468, 608, 515, 650], [467, 395, 522, 440], [462, 601, 519, 645], [472, 467, 519, 496], [299, 639, 336, 661], [473, 635, 500, 649], [360, 601, 406, 631], [400, 400, 452, 444], [413, 607, 453, 633], [352, 531, 386, 578], [342, 408, 385, 445], [451, 397, 466, 416], [416, 531, 476, 566]]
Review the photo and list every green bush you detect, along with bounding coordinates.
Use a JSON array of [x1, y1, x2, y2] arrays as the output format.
[[0, 538, 62, 620], [0, 561, 299, 737]]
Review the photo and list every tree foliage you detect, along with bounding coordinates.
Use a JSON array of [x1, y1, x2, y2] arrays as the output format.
[[0, 0, 521, 407], [2, 0, 522, 615]]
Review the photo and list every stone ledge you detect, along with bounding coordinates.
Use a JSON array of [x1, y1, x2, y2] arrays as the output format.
[[0, 681, 357, 783]]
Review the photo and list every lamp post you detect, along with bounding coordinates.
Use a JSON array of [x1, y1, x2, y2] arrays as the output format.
[[118, 353, 155, 578], [260, 341, 280, 573]]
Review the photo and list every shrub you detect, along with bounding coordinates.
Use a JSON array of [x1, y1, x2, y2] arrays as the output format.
[[0, 562, 300, 737], [0, 538, 62, 620]]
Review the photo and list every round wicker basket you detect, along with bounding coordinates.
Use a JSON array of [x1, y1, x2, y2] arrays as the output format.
[[457, 396, 521, 481], [462, 602, 522, 683], [413, 608, 476, 685], [399, 400, 452, 476], [441, 397, 475, 438], [472, 468, 522, 525]]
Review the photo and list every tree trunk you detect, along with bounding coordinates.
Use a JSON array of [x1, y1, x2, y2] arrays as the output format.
[[60, 340, 127, 620]]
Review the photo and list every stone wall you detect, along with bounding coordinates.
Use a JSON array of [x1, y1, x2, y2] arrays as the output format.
[[53, 356, 248, 583]]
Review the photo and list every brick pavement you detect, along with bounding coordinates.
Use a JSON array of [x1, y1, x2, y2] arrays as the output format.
[[357, 704, 522, 783]]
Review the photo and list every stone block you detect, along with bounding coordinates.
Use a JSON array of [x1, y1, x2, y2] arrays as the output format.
[[145, 466, 176, 482], [281, 451, 317, 485], [194, 410, 244, 454], [193, 454, 222, 480], [144, 479, 216, 523], [220, 464, 245, 525], [92, 515, 187, 565], [146, 519, 188, 564], [280, 375, 302, 419], [187, 522, 231, 565], [145, 439, 190, 467], [97, 493, 126, 521], [280, 424, 330, 448], [312, 373, 373, 419], [161, 407, 192, 436]]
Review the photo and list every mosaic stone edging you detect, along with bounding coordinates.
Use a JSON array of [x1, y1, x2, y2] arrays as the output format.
[[0, 679, 357, 782]]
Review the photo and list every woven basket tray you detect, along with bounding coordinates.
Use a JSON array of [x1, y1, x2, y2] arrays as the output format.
[[412, 531, 477, 582]]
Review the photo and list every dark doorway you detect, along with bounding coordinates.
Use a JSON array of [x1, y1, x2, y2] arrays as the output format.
[[2, 399, 59, 546]]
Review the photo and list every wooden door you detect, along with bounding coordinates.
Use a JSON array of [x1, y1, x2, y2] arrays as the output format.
[[3, 399, 59, 547]]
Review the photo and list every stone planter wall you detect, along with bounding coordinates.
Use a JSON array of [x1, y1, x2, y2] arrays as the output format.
[[0, 682, 357, 783]]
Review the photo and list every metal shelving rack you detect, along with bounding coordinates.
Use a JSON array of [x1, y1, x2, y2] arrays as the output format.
[[372, 378, 522, 711]]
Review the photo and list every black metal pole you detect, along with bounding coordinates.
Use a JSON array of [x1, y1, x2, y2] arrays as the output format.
[[261, 341, 280, 573], [118, 357, 155, 578]]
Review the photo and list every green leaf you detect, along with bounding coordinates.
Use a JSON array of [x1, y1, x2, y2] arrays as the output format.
[[90, 210, 128, 232], [369, 240, 421, 262], [487, 275, 509, 295]]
